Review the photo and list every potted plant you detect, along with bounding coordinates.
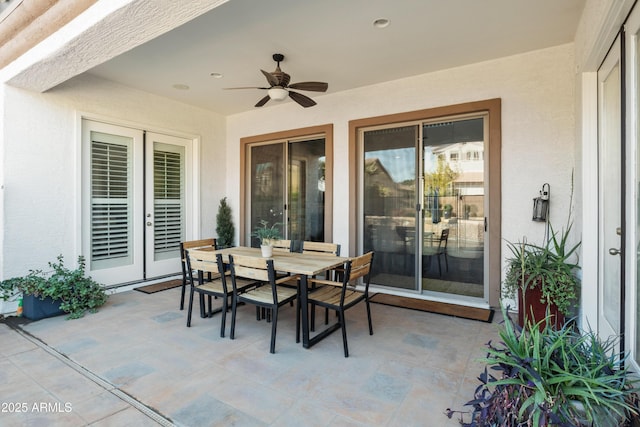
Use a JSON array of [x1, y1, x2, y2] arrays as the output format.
[[251, 220, 282, 257], [443, 204, 453, 219], [503, 220, 581, 329], [216, 197, 235, 249], [446, 306, 639, 426], [0, 274, 27, 315], [0, 255, 108, 320]]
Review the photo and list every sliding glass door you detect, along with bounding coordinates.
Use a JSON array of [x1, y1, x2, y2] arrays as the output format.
[[361, 116, 487, 300], [362, 126, 418, 289], [289, 138, 326, 242], [421, 119, 485, 298], [247, 137, 326, 246]]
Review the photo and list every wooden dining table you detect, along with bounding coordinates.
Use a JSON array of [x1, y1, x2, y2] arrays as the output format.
[[189, 246, 348, 349]]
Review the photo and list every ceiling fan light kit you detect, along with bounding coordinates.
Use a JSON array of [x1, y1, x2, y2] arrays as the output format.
[[225, 53, 328, 108], [267, 87, 288, 101]]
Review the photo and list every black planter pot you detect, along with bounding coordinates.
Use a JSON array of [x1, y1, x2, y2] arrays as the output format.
[[22, 294, 64, 320]]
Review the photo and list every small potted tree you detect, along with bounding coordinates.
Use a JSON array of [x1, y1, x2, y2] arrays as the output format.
[[251, 220, 282, 257], [216, 197, 235, 249]]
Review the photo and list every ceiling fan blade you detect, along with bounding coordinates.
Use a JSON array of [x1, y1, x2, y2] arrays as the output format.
[[288, 91, 316, 108], [255, 95, 271, 107], [261, 69, 279, 87], [288, 81, 328, 92], [224, 86, 269, 90]]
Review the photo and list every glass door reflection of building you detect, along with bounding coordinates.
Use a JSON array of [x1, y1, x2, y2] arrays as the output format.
[[249, 138, 326, 246], [422, 119, 484, 298], [362, 118, 486, 299], [363, 126, 418, 290]]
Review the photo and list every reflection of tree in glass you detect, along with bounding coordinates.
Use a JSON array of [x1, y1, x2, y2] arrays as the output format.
[[425, 156, 459, 196]]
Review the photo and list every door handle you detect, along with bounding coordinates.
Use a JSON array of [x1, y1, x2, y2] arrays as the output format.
[[609, 248, 621, 256]]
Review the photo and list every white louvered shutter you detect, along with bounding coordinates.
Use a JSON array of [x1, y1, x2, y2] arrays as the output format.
[[90, 132, 134, 270], [153, 143, 185, 261]]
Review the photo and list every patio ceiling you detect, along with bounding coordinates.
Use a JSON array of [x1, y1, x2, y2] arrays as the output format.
[[6, 0, 585, 116]]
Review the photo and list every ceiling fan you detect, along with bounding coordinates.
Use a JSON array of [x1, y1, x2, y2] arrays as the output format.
[[225, 53, 328, 108]]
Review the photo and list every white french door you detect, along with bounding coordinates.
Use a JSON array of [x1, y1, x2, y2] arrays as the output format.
[[597, 36, 623, 347], [145, 132, 192, 278], [626, 5, 640, 369], [82, 120, 192, 286]]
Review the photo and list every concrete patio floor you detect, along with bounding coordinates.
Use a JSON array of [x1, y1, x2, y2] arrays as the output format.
[[0, 286, 501, 426]]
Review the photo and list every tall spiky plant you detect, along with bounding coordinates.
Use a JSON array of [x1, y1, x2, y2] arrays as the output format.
[[215, 197, 234, 248]]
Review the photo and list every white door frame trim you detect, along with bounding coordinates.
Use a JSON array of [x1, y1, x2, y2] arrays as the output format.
[[75, 111, 201, 282]]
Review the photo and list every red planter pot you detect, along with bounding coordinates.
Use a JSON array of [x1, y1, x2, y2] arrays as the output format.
[[517, 284, 564, 330]]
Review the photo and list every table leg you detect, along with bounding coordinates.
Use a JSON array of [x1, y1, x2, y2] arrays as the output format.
[[300, 273, 342, 349], [300, 275, 310, 348]]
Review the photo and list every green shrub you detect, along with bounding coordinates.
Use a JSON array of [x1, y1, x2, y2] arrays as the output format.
[[0, 255, 108, 319], [447, 306, 639, 426]]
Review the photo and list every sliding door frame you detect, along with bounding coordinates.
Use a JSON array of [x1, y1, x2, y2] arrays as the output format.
[[239, 124, 334, 245], [348, 99, 501, 306]]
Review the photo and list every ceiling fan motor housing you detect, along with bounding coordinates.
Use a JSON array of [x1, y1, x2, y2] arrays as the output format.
[[226, 52, 327, 108]]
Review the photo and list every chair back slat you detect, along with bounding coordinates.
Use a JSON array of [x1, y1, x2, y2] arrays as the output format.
[[181, 238, 216, 257], [302, 241, 340, 256], [231, 254, 270, 269], [271, 239, 292, 253], [188, 257, 218, 275], [233, 265, 270, 282], [229, 254, 272, 282], [348, 252, 373, 282]]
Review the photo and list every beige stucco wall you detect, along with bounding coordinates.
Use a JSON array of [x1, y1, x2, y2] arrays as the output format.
[[1, 73, 224, 278], [227, 43, 577, 269], [0, 45, 577, 307]]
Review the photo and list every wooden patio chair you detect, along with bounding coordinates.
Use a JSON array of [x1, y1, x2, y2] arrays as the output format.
[[301, 241, 341, 328], [306, 251, 375, 357], [185, 250, 258, 337], [424, 229, 449, 276], [229, 254, 300, 354], [179, 238, 217, 310]]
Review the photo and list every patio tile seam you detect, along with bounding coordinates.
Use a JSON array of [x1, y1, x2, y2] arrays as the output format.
[[6, 321, 175, 427]]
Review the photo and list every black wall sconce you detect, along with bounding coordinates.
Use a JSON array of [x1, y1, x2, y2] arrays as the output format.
[[532, 183, 550, 222]]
